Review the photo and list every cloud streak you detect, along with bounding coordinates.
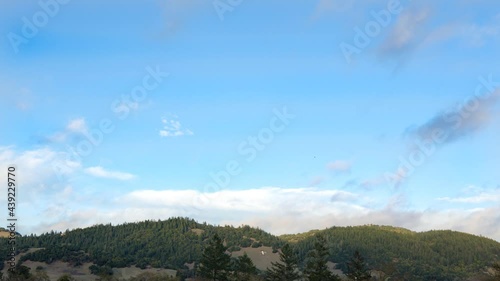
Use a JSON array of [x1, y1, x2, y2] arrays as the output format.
[[378, 8, 431, 57], [84, 166, 136, 181], [437, 186, 500, 204], [327, 160, 352, 173], [408, 88, 500, 145]]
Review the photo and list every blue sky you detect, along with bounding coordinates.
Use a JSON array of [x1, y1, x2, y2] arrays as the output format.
[[0, 0, 499, 240]]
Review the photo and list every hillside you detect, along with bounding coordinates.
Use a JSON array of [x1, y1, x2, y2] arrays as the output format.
[[1, 218, 499, 280], [287, 225, 500, 280]]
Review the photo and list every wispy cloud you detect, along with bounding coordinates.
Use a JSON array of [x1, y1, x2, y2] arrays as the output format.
[[84, 166, 136, 181], [422, 15, 500, 48], [309, 176, 325, 187], [47, 117, 89, 143], [378, 8, 431, 57], [159, 115, 193, 137], [66, 118, 88, 135], [359, 176, 386, 189], [326, 160, 352, 173], [156, 0, 206, 37], [437, 186, 500, 204], [312, 0, 354, 19], [379, 10, 500, 60], [407, 89, 500, 146], [0, 146, 80, 189], [0, 86, 34, 111]]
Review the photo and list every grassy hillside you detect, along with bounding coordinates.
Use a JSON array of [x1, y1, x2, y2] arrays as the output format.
[[1, 218, 499, 280]]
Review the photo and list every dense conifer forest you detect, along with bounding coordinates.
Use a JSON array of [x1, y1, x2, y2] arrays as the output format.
[[1, 218, 499, 280]]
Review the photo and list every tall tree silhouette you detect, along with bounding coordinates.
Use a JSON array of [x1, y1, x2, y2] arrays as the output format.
[[304, 234, 341, 281], [232, 252, 257, 281], [198, 234, 231, 281], [346, 250, 371, 280], [266, 244, 301, 281]]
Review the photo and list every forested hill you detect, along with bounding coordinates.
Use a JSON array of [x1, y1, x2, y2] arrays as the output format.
[[4, 218, 283, 269], [284, 225, 500, 280], [1, 218, 499, 280]]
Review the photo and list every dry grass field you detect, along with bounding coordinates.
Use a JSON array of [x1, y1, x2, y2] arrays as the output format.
[[2, 246, 331, 280]]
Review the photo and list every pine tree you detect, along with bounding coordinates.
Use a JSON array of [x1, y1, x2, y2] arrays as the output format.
[[7, 265, 32, 281], [198, 234, 231, 281], [266, 244, 301, 281], [31, 268, 50, 281], [232, 252, 258, 281], [303, 234, 341, 281], [346, 250, 371, 280]]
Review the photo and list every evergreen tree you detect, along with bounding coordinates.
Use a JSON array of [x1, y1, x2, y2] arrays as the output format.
[[266, 244, 301, 281], [31, 268, 50, 281], [198, 234, 231, 281], [303, 234, 341, 281], [346, 250, 371, 281], [232, 252, 258, 281], [7, 265, 32, 281]]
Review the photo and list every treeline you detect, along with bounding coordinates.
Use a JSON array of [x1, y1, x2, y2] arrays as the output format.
[[1, 218, 499, 280], [8, 217, 282, 269]]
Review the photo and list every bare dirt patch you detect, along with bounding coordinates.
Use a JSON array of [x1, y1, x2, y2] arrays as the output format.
[[231, 246, 279, 271]]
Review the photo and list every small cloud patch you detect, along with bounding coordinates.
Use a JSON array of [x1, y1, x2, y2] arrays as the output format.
[[159, 115, 193, 137]]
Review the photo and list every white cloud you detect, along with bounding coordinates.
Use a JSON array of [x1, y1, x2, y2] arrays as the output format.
[[0, 146, 80, 190], [28, 186, 500, 242], [47, 117, 89, 143], [437, 187, 500, 204], [66, 118, 88, 135], [159, 116, 193, 137], [84, 166, 136, 181]]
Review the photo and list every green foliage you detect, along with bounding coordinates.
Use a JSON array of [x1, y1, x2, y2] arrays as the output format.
[[6, 218, 281, 270], [56, 274, 75, 281], [290, 225, 500, 280], [346, 250, 371, 280], [266, 244, 301, 281], [231, 252, 258, 281], [126, 272, 178, 280], [31, 268, 50, 281], [303, 234, 341, 281], [89, 264, 114, 276], [6, 265, 32, 281], [0, 219, 499, 280], [198, 234, 231, 281]]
